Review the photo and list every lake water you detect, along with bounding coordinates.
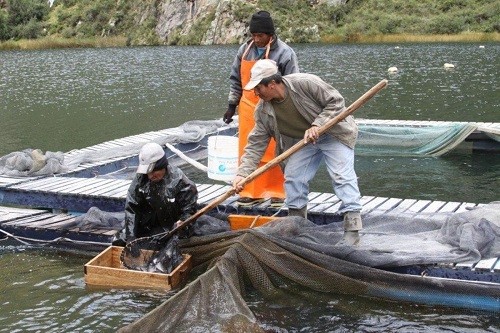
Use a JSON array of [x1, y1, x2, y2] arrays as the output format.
[[0, 43, 499, 332]]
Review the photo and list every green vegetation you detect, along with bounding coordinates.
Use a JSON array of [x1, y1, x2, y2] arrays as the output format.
[[323, 0, 500, 42], [0, 0, 498, 50]]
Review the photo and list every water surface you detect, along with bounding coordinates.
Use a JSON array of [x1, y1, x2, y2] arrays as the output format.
[[0, 43, 499, 332]]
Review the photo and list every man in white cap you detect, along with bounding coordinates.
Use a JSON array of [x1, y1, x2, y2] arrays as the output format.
[[232, 59, 363, 246], [112, 142, 198, 245]]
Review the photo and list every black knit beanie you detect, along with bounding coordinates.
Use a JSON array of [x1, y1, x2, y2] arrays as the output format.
[[249, 10, 275, 34]]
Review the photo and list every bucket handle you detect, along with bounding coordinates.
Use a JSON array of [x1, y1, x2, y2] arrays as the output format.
[[212, 130, 237, 148]]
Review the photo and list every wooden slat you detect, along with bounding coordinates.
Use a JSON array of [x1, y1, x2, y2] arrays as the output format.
[[323, 200, 342, 214], [71, 179, 128, 196], [11, 176, 67, 190], [420, 201, 447, 214], [309, 200, 340, 214], [390, 199, 418, 214], [60, 178, 120, 195], [19, 215, 74, 228], [494, 259, 500, 272], [438, 201, 462, 213], [406, 200, 432, 213], [361, 197, 389, 213], [3, 213, 57, 226], [44, 217, 80, 229], [198, 186, 230, 205], [197, 184, 226, 200], [48, 178, 110, 193], [75, 179, 130, 196], [307, 192, 324, 203], [474, 258, 498, 272], [0, 206, 47, 223], [455, 202, 477, 213], [323, 195, 374, 214], [308, 194, 338, 211], [370, 197, 403, 214], [455, 261, 476, 270], [309, 193, 334, 204], [195, 184, 212, 195], [107, 184, 133, 198], [34, 178, 95, 192]]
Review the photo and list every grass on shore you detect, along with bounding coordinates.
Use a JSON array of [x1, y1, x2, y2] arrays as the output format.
[[0, 36, 128, 50], [1, 33, 498, 51]]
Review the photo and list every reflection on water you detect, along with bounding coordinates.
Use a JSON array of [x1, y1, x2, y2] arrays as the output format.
[[248, 287, 499, 333], [0, 43, 499, 332], [0, 244, 167, 333]]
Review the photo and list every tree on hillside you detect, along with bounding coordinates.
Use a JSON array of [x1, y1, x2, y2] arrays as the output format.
[[6, 0, 48, 39]]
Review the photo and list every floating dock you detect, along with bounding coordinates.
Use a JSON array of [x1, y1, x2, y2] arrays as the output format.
[[0, 119, 498, 283]]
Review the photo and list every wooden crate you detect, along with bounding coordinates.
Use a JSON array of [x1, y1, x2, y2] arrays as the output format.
[[228, 214, 278, 230], [84, 246, 191, 290]]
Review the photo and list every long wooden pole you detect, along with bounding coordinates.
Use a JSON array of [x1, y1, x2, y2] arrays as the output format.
[[154, 79, 387, 241]]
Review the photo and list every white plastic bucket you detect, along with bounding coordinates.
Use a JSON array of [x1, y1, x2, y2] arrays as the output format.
[[207, 135, 239, 182]]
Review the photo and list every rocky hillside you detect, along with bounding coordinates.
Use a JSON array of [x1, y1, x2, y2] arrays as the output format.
[[0, 0, 498, 45]]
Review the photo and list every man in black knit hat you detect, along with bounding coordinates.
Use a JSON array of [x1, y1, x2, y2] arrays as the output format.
[[223, 10, 299, 207], [112, 142, 198, 245]]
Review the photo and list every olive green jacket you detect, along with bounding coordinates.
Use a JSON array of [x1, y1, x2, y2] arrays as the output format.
[[237, 73, 358, 177]]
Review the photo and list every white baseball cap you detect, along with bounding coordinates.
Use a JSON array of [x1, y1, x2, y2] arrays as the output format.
[[136, 142, 165, 174], [244, 59, 279, 90]]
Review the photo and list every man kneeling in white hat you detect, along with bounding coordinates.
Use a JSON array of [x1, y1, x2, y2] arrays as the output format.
[[112, 142, 198, 245]]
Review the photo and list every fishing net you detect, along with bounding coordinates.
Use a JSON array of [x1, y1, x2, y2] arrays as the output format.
[[0, 119, 230, 177], [0, 120, 484, 179], [122, 234, 185, 274], [118, 202, 500, 332], [120, 214, 232, 274], [356, 123, 477, 156], [69, 207, 124, 231]]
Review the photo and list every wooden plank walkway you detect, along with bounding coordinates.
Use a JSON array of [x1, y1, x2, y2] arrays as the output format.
[[0, 171, 487, 217], [0, 205, 113, 247], [0, 119, 498, 285], [0, 119, 497, 192], [1, 199, 498, 284]]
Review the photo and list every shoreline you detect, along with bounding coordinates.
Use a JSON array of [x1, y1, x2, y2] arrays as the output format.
[[1, 32, 499, 51]]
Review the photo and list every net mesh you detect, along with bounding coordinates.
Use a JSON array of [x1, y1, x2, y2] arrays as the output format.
[[0, 119, 230, 177], [356, 123, 477, 156], [0, 120, 485, 177], [120, 214, 232, 273], [118, 203, 500, 332], [121, 234, 184, 274]]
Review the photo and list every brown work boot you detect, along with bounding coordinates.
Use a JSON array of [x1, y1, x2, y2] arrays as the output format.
[[343, 211, 362, 231], [335, 231, 360, 246], [336, 211, 362, 246]]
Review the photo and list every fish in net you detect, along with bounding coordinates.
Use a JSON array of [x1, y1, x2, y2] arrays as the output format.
[[120, 233, 184, 274], [120, 213, 231, 273]]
